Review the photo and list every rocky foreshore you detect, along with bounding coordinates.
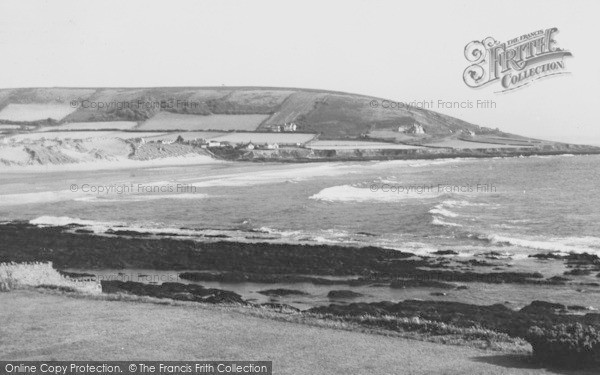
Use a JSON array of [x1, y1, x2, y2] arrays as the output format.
[[1, 221, 590, 286], [3, 220, 600, 368]]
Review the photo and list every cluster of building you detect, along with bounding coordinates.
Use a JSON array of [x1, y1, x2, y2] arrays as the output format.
[[136, 136, 287, 150], [265, 122, 298, 132], [397, 122, 425, 135]]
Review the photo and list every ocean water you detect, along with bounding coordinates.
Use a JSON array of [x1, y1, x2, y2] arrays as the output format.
[[1, 154, 600, 258]]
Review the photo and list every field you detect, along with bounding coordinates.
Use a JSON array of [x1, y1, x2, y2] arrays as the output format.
[[40, 121, 138, 131], [1, 290, 551, 374], [142, 131, 226, 142], [213, 132, 316, 145], [0, 104, 77, 122], [261, 91, 327, 127], [0, 125, 21, 130], [6, 131, 165, 142], [307, 140, 423, 150], [223, 89, 293, 109], [424, 139, 533, 149], [466, 136, 541, 146], [139, 112, 269, 131], [367, 129, 422, 142]]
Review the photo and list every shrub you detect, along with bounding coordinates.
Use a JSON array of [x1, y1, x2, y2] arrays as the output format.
[[526, 323, 600, 368], [0, 262, 100, 294]]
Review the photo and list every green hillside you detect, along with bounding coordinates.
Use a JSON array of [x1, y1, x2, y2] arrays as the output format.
[[0, 87, 515, 142]]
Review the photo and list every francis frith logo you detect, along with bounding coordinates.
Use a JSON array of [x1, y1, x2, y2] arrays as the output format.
[[463, 27, 572, 92]]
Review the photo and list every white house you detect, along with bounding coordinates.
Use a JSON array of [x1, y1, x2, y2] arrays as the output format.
[[245, 142, 255, 150], [282, 122, 297, 132], [207, 140, 222, 147], [265, 143, 279, 149]]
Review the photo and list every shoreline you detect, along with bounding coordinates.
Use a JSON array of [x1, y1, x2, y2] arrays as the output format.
[[0, 147, 598, 173]]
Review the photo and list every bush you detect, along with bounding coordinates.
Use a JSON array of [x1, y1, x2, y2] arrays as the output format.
[[526, 323, 600, 368], [0, 262, 101, 294]]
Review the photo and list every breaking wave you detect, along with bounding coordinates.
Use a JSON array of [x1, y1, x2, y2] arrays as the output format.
[[309, 184, 443, 203], [483, 233, 600, 255], [431, 216, 463, 228]]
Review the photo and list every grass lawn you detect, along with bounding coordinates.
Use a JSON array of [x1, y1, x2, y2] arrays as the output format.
[[1, 290, 592, 375]]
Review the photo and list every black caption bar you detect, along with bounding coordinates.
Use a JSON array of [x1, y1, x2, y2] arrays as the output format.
[[0, 362, 272, 375]]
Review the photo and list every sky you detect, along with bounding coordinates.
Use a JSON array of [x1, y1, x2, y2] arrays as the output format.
[[0, 0, 598, 144]]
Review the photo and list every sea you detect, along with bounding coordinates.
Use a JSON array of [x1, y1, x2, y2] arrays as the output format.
[[1, 154, 600, 259], [2, 154, 600, 308]]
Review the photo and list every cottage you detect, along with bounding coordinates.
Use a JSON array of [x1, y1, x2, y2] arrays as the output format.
[[207, 140, 222, 147], [265, 143, 279, 149], [406, 123, 425, 135], [245, 142, 255, 150], [282, 122, 297, 132], [267, 125, 282, 132]]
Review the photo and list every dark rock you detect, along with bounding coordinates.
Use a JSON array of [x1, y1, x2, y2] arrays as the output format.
[[432, 250, 458, 255], [309, 299, 595, 339], [568, 305, 588, 311], [547, 275, 571, 284], [356, 232, 377, 237], [390, 279, 456, 289], [258, 303, 301, 313], [58, 270, 96, 279], [257, 288, 308, 297], [565, 253, 600, 266], [101, 280, 246, 305], [461, 259, 495, 267], [529, 252, 564, 260], [430, 292, 447, 296], [520, 300, 567, 314], [564, 268, 593, 276], [105, 229, 152, 236], [327, 290, 363, 299], [480, 251, 510, 260]]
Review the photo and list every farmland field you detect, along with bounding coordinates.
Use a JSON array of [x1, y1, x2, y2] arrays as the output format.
[[307, 140, 423, 150], [142, 132, 226, 142], [424, 139, 533, 149], [0, 125, 21, 130], [139, 112, 269, 131], [261, 91, 328, 127], [6, 131, 165, 142], [213, 132, 316, 145], [0, 104, 77, 122], [467, 136, 540, 146], [224, 89, 294, 108], [39, 121, 138, 131], [367, 130, 421, 142]]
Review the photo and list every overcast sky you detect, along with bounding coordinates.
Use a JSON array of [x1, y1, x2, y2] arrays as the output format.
[[0, 0, 598, 144]]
